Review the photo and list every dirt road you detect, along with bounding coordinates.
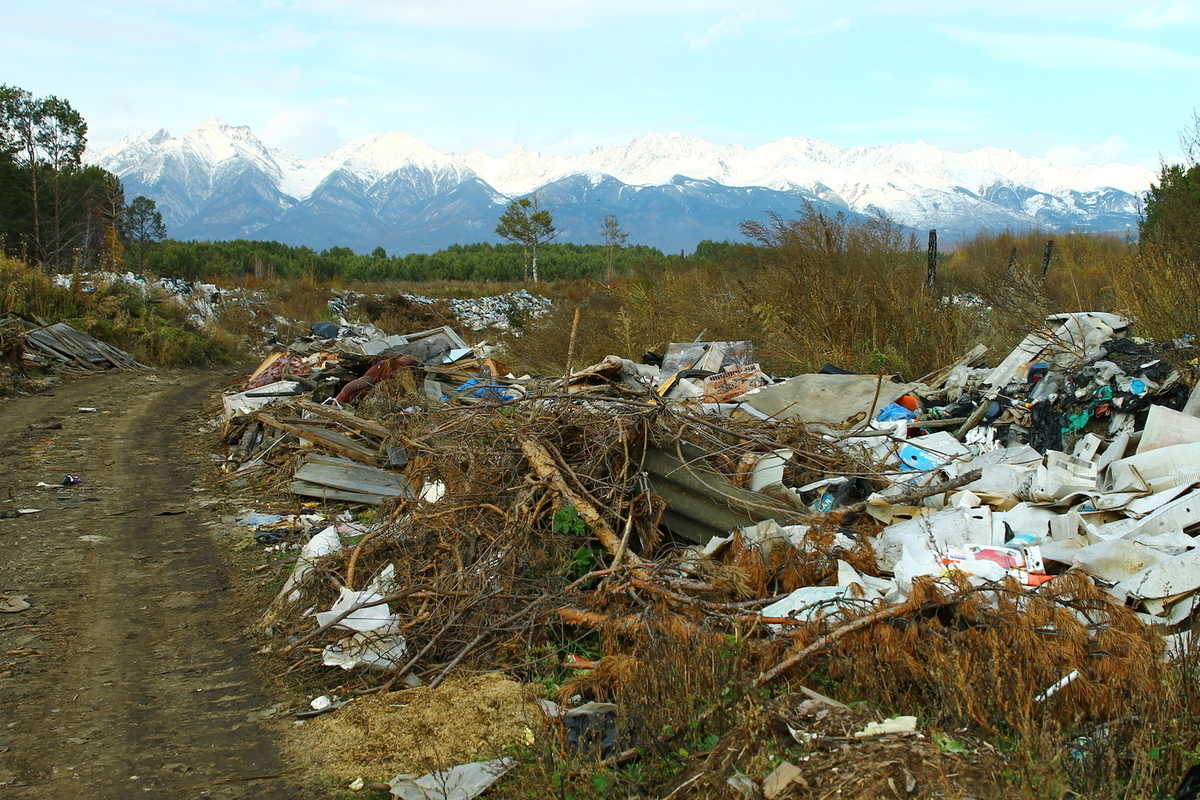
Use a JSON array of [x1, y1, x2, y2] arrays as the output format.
[[0, 369, 308, 799]]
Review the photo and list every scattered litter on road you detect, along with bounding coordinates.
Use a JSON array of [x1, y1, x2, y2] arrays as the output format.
[[0, 594, 31, 613]]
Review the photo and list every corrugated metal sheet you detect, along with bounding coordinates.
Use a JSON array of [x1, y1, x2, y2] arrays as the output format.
[[643, 439, 803, 545]]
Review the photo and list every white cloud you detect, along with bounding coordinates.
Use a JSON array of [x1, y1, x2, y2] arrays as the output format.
[[1045, 134, 1129, 166], [1123, 3, 1200, 28], [688, 14, 745, 48], [259, 65, 306, 92], [260, 102, 351, 156], [939, 25, 1200, 71]]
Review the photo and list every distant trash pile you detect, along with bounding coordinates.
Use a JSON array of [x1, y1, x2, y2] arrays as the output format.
[[47, 272, 553, 341], [332, 288, 553, 332]]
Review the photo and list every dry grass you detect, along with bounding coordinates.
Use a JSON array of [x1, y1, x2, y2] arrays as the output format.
[[507, 210, 988, 379]]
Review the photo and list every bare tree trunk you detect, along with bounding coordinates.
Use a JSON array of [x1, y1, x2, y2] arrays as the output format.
[[926, 229, 937, 288]]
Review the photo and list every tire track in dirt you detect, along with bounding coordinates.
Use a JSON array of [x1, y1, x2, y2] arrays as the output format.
[[0, 370, 308, 799]]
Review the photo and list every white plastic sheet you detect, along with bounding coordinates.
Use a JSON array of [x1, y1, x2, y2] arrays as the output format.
[[389, 759, 514, 800], [279, 526, 342, 603]]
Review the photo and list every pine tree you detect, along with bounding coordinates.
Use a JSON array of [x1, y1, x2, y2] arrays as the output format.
[[599, 214, 628, 282], [496, 194, 555, 283], [123, 196, 168, 269]]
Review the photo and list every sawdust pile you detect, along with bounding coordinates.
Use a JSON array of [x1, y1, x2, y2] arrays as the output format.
[[291, 673, 540, 781]]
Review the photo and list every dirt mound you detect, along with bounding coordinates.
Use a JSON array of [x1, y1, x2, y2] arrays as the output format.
[[359, 294, 456, 333], [291, 673, 540, 782]]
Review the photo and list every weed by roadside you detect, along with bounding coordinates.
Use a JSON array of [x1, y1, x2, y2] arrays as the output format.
[[0, 257, 240, 367]]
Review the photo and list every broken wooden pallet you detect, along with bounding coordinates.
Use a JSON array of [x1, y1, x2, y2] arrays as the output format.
[[290, 454, 411, 505], [256, 413, 383, 465]]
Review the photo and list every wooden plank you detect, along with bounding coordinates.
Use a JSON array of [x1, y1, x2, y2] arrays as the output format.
[[294, 462, 409, 496], [300, 453, 367, 468], [292, 399, 391, 439], [301, 453, 408, 476], [288, 480, 392, 505], [256, 414, 382, 465], [25, 329, 97, 369]]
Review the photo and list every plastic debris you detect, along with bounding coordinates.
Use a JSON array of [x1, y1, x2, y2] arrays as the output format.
[[853, 715, 919, 738], [387, 759, 514, 800], [0, 594, 31, 613]]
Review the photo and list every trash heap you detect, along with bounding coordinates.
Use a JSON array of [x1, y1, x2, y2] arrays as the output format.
[[222, 310, 1199, 798], [51, 271, 232, 326], [337, 288, 553, 332]]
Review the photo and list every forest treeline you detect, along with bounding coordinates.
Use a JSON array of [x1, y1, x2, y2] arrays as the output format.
[[145, 239, 676, 283], [0, 84, 167, 272]]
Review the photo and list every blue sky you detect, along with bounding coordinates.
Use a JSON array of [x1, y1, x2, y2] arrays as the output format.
[[3, 0, 1198, 168]]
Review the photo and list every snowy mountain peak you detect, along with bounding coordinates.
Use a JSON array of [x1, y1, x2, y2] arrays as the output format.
[[89, 118, 1156, 255], [348, 130, 453, 176], [182, 118, 264, 165], [92, 118, 1156, 201]]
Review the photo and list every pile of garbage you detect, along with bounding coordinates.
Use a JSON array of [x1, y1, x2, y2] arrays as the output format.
[[334, 288, 553, 332], [218, 310, 1200, 797], [51, 271, 232, 327]]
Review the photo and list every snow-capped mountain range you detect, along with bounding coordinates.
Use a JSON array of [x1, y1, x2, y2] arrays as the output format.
[[89, 118, 1154, 254]]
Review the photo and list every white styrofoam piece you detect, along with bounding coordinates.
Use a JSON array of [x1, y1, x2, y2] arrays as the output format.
[[1093, 489, 1200, 542], [1108, 443, 1200, 493], [1043, 538, 1172, 584], [1137, 405, 1200, 454], [1114, 547, 1200, 602]]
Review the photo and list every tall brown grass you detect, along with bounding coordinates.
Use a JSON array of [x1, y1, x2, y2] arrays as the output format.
[[509, 209, 987, 379], [504, 222, 1182, 383], [942, 230, 1130, 344]]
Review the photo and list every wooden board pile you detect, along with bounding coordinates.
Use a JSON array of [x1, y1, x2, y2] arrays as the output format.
[[222, 398, 411, 505], [1, 315, 143, 371]]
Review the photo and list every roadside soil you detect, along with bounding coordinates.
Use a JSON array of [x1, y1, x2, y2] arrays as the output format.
[[0, 368, 312, 799]]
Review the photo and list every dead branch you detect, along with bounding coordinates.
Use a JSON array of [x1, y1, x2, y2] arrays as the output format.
[[519, 436, 637, 563], [839, 468, 983, 516], [754, 602, 916, 687]]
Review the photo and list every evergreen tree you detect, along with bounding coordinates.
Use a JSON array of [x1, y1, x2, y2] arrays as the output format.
[[0, 84, 103, 269], [599, 214, 628, 282], [123, 195, 167, 269], [1139, 114, 1200, 271], [496, 194, 555, 283]]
